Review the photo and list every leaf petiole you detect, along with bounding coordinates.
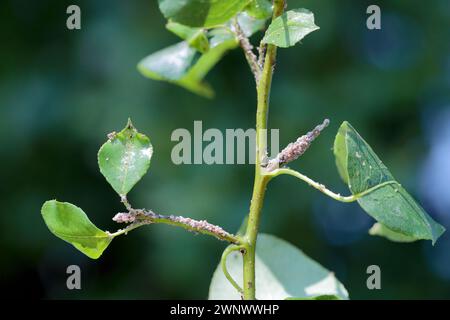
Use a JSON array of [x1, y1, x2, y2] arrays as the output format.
[[266, 167, 399, 203], [221, 245, 245, 296]]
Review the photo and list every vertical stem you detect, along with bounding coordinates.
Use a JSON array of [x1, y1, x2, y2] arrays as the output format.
[[242, 0, 285, 300], [243, 174, 269, 299]]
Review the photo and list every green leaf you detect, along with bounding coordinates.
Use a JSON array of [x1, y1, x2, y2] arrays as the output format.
[[286, 295, 341, 300], [246, 0, 272, 19], [166, 21, 210, 53], [369, 223, 417, 243], [208, 234, 348, 300], [41, 200, 112, 259], [138, 41, 197, 82], [138, 33, 238, 98], [185, 31, 238, 89], [158, 0, 251, 28], [208, 27, 236, 47], [334, 121, 445, 244], [262, 9, 319, 48], [234, 12, 266, 37], [334, 123, 349, 184], [98, 119, 153, 196]]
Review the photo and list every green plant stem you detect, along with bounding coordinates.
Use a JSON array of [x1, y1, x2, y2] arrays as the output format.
[[221, 245, 245, 295], [241, 0, 286, 300], [268, 167, 400, 203], [243, 174, 269, 299]]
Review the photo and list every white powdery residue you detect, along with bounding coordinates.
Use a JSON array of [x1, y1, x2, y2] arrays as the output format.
[[170, 215, 229, 237], [121, 150, 136, 169], [141, 146, 153, 159], [265, 119, 329, 171], [113, 212, 136, 223]]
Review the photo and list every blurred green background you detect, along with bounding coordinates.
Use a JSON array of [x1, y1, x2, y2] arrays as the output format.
[[1, 0, 450, 299]]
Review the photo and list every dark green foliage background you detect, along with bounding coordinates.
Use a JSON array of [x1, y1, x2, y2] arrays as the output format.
[[1, 0, 449, 298]]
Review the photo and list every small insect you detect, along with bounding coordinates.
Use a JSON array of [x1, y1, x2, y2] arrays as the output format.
[[107, 131, 117, 140]]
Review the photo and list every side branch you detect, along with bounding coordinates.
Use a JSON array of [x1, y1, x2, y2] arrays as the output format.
[[110, 209, 240, 244], [233, 19, 261, 82], [265, 119, 330, 171]]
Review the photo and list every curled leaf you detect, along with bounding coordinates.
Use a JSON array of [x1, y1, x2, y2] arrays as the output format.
[[41, 200, 112, 259], [334, 121, 445, 244]]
